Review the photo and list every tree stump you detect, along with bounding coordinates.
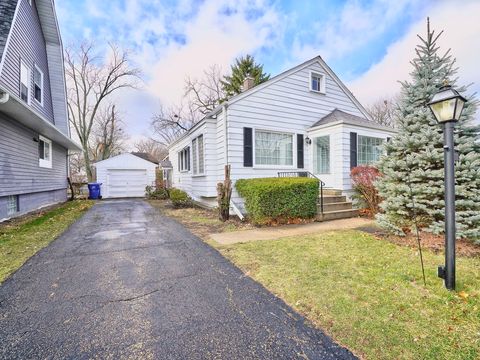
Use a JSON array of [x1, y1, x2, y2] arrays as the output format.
[[217, 165, 232, 221]]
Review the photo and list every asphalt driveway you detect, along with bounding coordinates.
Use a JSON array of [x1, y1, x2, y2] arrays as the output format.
[[0, 199, 356, 359]]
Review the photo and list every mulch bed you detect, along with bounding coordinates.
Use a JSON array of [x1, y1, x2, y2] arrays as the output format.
[[363, 228, 480, 257]]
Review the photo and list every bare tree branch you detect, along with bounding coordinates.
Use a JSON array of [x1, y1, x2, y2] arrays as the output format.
[[65, 42, 141, 181]]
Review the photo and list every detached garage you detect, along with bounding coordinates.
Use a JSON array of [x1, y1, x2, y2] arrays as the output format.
[[94, 153, 158, 198]]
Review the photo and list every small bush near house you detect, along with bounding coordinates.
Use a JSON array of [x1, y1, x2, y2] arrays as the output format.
[[236, 177, 319, 225], [351, 165, 382, 218], [145, 185, 169, 200], [169, 188, 193, 208]]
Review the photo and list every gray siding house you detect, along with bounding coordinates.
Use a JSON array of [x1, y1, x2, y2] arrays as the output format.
[[0, 0, 80, 220]]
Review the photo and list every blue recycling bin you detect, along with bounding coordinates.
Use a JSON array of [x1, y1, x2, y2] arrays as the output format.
[[87, 183, 102, 200]]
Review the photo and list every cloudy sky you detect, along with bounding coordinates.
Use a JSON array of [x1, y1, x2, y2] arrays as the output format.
[[56, 0, 480, 146]]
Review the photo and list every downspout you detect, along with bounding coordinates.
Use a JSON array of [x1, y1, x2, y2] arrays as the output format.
[[0, 91, 10, 104], [223, 103, 229, 165]]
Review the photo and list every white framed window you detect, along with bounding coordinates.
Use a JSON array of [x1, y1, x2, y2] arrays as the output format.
[[192, 134, 204, 175], [310, 71, 326, 94], [7, 195, 19, 216], [20, 61, 30, 103], [358, 135, 385, 165], [38, 135, 52, 168], [254, 130, 294, 166], [178, 147, 190, 172], [33, 65, 43, 105], [313, 136, 330, 174]]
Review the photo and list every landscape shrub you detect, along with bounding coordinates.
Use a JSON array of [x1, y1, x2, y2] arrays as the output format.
[[350, 165, 382, 218], [169, 188, 193, 208], [145, 185, 169, 200], [235, 177, 319, 225]]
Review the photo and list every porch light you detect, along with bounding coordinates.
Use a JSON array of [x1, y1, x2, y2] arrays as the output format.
[[428, 85, 466, 123], [427, 84, 467, 291]]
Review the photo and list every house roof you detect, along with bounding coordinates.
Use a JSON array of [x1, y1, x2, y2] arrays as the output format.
[[168, 55, 373, 148], [159, 160, 172, 169], [131, 152, 159, 164], [93, 153, 158, 167], [0, 0, 17, 62], [310, 108, 396, 132]]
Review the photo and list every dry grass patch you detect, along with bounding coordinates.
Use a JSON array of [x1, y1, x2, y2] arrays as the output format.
[[0, 200, 94, 283], [148, 200, 253, 240]]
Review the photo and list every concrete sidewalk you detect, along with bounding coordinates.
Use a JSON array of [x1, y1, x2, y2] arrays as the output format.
[[210, 218, 375, 245]]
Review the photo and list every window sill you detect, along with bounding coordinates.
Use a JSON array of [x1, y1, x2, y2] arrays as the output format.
[[252, 165, 296, 170], [34, 98, 43, 107], [192, 174, 206, 178], [310, 89, 326, 95], [39, 160, 52, 169]]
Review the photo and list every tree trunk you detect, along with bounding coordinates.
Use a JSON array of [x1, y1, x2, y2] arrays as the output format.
[[217, 165, 232, 221]]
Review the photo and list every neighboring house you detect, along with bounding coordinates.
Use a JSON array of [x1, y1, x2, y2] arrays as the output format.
[[93, 153, 157, 199], [159, 158, 173, 188], [168, 56, 396, 215], [0, 0, 80, 220]]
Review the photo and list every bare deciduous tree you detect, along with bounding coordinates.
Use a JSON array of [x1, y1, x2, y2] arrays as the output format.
[[90, 105, 128, 161], [185, 64, 226, 115], [134, 138, 168, 162], [366, 96, 399, 128], [151, 102, 200, 146], [65, 42, 140, 181]]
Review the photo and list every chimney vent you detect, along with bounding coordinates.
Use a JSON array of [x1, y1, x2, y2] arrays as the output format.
[[242, 76, 255, 92]]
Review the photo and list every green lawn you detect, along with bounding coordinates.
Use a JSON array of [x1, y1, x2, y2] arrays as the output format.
[[0, 200, 94, 283], [213, 230, 480, 360]]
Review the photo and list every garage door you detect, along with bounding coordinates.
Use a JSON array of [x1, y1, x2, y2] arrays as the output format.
[[106, 169, 148, 198]]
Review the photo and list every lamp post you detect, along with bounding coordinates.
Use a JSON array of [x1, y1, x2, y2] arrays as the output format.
[[428, 85, 467, 291]]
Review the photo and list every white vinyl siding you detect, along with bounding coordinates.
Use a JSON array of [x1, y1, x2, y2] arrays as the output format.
[[357, 135, 384, 165], [314, 136, 330, 174], [254, 130, 293, 166]]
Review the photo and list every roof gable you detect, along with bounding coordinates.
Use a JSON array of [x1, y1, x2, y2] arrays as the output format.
[[93, 153, 158, 167], [0, 0, 18, 61], [226, 56, 371, 120], [310, 108, 396, 132]]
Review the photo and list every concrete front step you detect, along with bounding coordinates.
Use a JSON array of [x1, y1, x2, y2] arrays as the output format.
[[320, 195, 347, 204], [320, 201, 353, 212], [316, 208, 359, 221], [322, 188, 343, 196]]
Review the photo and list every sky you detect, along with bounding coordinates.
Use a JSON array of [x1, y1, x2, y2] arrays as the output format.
[[55, 0, 480, 147]]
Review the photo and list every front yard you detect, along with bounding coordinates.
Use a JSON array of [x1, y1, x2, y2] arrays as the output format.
[[0, 200, 94, 283], [154, 201, 480, 360]]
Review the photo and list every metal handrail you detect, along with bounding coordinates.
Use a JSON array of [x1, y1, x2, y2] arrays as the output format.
[[277, 171, 326, 214]]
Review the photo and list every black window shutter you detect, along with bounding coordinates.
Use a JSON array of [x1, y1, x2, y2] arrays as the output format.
[[243, 127, 253, 167], [386, 137, 391, 142], [350, 132, 357, 169], [297, 134, 304, 169]]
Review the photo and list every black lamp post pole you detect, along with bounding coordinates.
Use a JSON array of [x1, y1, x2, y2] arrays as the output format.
[[442, 121, 456, 290]]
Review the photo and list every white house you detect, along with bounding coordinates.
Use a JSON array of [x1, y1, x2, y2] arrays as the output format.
[[94, 153, 157, 198], [167, 56, 396, 216]]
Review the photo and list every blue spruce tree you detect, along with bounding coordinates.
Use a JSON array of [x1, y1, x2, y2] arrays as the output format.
[[376, 19, 480, 242]]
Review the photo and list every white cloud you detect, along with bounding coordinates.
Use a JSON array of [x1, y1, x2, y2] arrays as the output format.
[[349, 0, 480, 106], [289, 0, 424, 64], [147, 0, 282, 106]]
